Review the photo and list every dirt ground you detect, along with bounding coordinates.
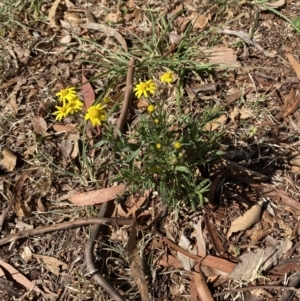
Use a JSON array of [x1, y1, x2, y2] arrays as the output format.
[[2, 0, 300, 300]]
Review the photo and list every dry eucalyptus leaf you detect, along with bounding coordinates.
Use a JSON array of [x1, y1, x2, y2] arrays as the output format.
[[239, 107, 253, 119], [33, 255, 68, 276], [64, 0, 75, 8], [177, 235, 196, 271], [68, 184, 126, 206], [60, 139, 73, 159], [260, 0, 285, 9], [286, 53, 300, 79], [82, 22, 128, 52], [227, 200, 264, 238], [203, 46, 241, 67], [169, 32, 182, 46], [52, 124, 76, 132], [204, 115, 227, 131], [60, 34, 72, 44], [229, 238, 292, 281], [0, 259, 42, 295], [21, 246, 32, 263], [13, 197, 31, 218], [64, 12, 83, 26], [15, 219, 34, 230], [191, 12, 208, 29], [48, 0, 62, 28], [60, 20, 81, 34], [105, 12, 122, 23], [194, 218, 206, 256], [33, 117, 47, 135], [0, 149, 17, 172]]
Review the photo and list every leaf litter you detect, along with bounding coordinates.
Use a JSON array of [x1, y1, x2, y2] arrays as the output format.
[[2, 0, 300, 300]]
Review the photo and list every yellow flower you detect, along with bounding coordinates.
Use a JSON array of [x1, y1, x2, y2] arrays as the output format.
[[174, 141, 182, 149], [56, 87, 77, 102], [85, 103, 107, 127], [156, 143, 162, 149], [160, 72, 173, 83], [134, 80, 156, 98], [66, 96, 83, 114], [53, 105, 69, 121], [147, 104, 155, 113], [154, 118, 159, 124]]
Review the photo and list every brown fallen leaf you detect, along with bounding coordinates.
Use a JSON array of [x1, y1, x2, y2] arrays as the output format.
[[157, 254, 183, 269], [190, 12, 208, 29], [177, 234, 196, 271], [0, 259, 42, 295], [0, 148, 17, 172], [52, 124, 76, 132], [286, 53, 300, 79], [21, 246, 32, 264], [283, 88, 300, 118], [33, 254, 68, 276], [81, 22, 128, 52], [68, 184, 126, 206], [191, 266, 214, 301], [204, 114, 227, 131], [227, 200, 264, 238], [159, 234, 235, 273], [203, 46, 241, 67], [48, 0, 62, 28], [125, 190, 149, 217], [60, 139, 73, 159], [229, 238, 292, 281], [33, 117, 47, 135], [64, 12, 83, 26], [105, 11, 122, 24], [260, 0, 285, 9], [205, 213, 225, 256], [194, 218, 206, 256], [127, 220, 149, 301], [81, 73, 95, 109], [12, 169, 37, 218]]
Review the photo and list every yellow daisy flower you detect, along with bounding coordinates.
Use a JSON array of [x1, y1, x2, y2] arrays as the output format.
[[160, 72, 173, 83], [147, 104, 155, 113], [56, 87, 77, 102], [53, 105, 69, 121], [85, 103, 107, 127], [173, 141, 182, 149], [66, 96, 83, 114], [134, 80, 156, 98]]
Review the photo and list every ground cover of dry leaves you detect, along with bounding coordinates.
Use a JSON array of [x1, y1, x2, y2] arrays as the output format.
[[2, 0, 300, 300]]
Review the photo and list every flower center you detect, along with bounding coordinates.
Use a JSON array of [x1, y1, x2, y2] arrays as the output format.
[[89, 108, 99, 118], [60, 89, 68, 96], [139, 82, 148, 91]]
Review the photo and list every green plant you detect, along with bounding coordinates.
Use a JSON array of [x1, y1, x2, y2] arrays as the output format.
[[49, 10, 229, 209], [110, 84, 225, 208]]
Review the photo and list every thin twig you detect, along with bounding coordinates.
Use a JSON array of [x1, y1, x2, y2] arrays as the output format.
[[218, 28, 276, 58], [85, 58, 135, 301], [0, 218, 132, 246]]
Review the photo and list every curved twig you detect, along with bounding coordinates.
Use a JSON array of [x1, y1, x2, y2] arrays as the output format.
[[0, 218, 132, 246], [85, 58, 135, 301]]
